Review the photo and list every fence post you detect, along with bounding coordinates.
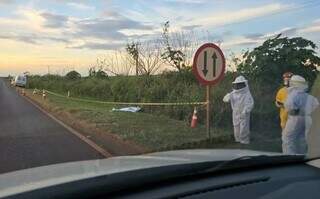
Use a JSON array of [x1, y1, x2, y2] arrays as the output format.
[[42, 90, 46, 100]]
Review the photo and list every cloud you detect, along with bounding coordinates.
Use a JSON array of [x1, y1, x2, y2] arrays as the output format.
[[73, 14, 154, 40], [299, 19, 320, 34], [50, 0, 88, 3], [0, 5, 154, 49], [190, 3, 292, 28], [224, 21, 320, 50], [223, 37, 261, 48], [238, 27, 298, 47], [0, 32, 69, 44], [181, 25, 202, 30], [67, 2, 94, 10], [0, 33, 38, 44], [102, 10, 124, 19], [0, 0, 14, 5], [300, 26, 320, 33], [40, 12, 69, 28], [279, 27, 298, 36], [68, 42, 123, 50], [164, 0, 206, 4], [244, 33, 264, 40]]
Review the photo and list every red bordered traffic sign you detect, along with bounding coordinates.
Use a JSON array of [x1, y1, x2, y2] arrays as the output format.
[[192, 43, 226, 86]]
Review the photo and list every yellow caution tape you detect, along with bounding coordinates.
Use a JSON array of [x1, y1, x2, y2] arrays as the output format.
[[45, 90, 207, 106]]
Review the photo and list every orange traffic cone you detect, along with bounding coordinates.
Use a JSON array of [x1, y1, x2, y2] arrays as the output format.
[[191, 107, 198, 128]]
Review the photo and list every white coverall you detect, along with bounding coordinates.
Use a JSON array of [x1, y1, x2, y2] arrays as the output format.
[[223, 81, 254, 144], [282, 87, 319, 154]]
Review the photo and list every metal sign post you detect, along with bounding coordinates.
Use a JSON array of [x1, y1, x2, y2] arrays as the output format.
[[206, 85, 211, 138], [192, 43, 226, 139]]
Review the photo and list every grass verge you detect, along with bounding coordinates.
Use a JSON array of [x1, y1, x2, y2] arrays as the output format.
[[25, 89, 235, 153]]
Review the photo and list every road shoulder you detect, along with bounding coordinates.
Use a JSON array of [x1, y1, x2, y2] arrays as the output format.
[[21, 89, 148, 157]]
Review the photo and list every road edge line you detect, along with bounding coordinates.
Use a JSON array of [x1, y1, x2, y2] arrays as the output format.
[[22, 94, 112, 158]]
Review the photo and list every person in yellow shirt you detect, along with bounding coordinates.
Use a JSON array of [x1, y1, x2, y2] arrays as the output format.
[[275, 72, 293, 130]]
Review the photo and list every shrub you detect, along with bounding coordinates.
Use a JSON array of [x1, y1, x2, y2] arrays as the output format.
[[28, 71, 280, 131], [66, 70, 81, 80]]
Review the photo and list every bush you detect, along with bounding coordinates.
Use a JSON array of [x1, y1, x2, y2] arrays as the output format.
[[238, 35, 320, 87], [27, 71, 280, 131], [66, 70, 81, 80]]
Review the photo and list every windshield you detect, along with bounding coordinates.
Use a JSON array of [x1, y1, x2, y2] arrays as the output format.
[[0, 0, 319, 176]]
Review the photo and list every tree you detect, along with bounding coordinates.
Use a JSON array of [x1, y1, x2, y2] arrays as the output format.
[[126, 42, 140, 75], [95, 51, 133, 76], [126, 40, 163, 76], [66, 70, 81, 80], [88, 67, 96, 77], [237, 35, 320, 86], [88, 59, 108, 78], [227, 51, 245, 72], [161, 21, 186, 72], [160, 21, 202, 72], [138, 40, 163, 75]]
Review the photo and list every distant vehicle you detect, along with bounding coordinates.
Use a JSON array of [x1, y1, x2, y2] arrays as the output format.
[[14, 75, 27, 87]]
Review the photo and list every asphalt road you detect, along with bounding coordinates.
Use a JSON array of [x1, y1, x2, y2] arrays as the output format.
[[0, 79, 103, 174]]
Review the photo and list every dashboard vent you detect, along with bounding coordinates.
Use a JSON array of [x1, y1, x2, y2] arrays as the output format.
[[178, 176, 270, 198]]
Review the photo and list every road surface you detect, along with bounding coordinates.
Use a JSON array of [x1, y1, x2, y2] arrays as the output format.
[[0, 78, 103, 174]]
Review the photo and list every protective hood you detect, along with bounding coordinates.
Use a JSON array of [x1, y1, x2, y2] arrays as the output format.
[[232, 76, 249, 93], [289, 75, 308, 91], [232, 75, 247, 84]]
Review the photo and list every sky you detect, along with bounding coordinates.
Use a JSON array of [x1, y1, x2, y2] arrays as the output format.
[[0, 0, 319, 76]]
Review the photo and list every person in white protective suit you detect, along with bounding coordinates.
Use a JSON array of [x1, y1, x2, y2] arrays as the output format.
[[282, 75, 319, 155], [223, 76, 254, 144]]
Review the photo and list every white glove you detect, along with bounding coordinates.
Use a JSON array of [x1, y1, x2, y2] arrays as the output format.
[[223, 93, 231, 103], [242, 109, 250, 115]]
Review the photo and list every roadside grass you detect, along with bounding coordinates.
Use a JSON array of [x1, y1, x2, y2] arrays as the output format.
[[27, 73, 283, 153], [27, 90, 235, 151]]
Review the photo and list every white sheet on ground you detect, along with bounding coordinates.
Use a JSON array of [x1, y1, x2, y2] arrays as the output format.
[[112, 107, 141, 112]]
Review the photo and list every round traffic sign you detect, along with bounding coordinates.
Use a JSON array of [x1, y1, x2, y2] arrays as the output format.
[[192, 43, 226, 85]]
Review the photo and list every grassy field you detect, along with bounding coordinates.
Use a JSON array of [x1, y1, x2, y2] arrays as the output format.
[[27, 72, 279, 131], [28, 90, 235, 151], [26, 89, 283, 153], [25, 71, 287, 153]]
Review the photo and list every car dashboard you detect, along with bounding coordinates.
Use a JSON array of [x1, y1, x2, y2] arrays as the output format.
[[5, 159, 320, 199], [109, 159, 320, 199]]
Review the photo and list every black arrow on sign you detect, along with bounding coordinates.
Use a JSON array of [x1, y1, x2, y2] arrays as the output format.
[[202, 51, 208, 76], [212, 52, 217, 78]]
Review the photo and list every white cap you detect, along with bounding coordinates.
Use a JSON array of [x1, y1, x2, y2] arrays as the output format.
[[290, 75, 308, 90], [232, 75, 247, 84]]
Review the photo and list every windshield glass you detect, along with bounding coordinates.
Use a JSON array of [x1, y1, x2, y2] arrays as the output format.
[[0, 0, 319, 175]]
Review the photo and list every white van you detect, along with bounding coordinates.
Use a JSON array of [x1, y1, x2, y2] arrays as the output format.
[[14, 75, 27, 87]]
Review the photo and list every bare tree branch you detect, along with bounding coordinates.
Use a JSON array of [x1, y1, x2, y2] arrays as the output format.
[[97, 51, 133, 76]]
